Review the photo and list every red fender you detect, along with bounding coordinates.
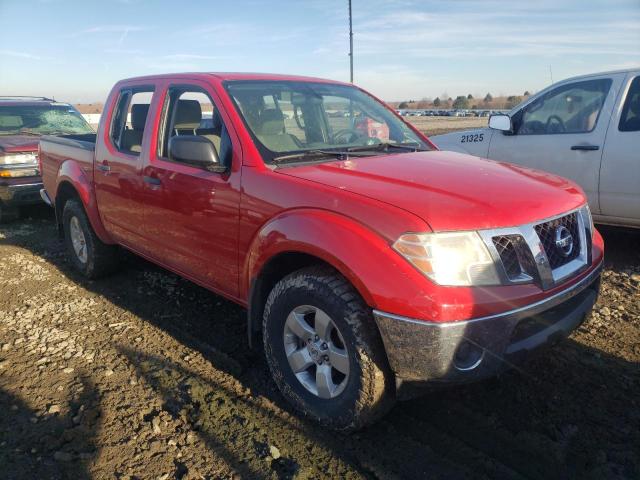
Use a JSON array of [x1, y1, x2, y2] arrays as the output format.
[[243, 208, 439, 320], [56, 160, 115, 244]]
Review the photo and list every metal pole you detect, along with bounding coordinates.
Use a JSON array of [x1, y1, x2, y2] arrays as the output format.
[[349, 0, 354, 83]]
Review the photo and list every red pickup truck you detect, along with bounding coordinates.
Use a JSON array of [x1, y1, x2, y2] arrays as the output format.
[[40, 73, 603, 430], [0, 96, 93, 222]]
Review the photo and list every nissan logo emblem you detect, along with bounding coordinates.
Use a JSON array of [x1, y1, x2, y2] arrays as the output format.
[[554, 225, 573, 257]]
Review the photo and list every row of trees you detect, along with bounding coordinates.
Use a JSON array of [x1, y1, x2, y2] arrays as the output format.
[[396, 91, 531, 110]]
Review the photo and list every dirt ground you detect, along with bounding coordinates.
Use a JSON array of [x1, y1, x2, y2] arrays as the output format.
[[407, 116, 488, 136], [1, 119, 638, 479]]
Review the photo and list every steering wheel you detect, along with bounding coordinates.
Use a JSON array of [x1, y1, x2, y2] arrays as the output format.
[[545, 115, 566, 133], [332, 128, 363, 144]]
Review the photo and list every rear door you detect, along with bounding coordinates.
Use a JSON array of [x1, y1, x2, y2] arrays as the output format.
[[94, 86, 154, 246], [487, 74, 625, 214], [142, 81, 242, 297], [598, 73, 640, 225]]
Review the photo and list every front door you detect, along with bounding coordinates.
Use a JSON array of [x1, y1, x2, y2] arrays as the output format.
[[94, 87, 154, 246], [142, 83, 241, 297], [599, 73, 640, 225], [488, 74, 624, 214]]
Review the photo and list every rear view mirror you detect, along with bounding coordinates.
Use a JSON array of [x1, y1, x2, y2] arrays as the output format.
[[489, 114, 513, 133], [169, 136, 226, 173]]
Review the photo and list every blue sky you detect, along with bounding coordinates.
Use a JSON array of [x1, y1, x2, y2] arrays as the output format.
[[1, 0, 638, 103]]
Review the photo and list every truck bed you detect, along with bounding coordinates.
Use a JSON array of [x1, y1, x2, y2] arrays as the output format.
[[40, 133, 97, 202], [41, 133, 96, 151]]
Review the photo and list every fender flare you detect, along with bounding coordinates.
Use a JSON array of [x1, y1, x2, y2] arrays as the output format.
[[243, 208, 432, 344], [243, 209, 385, 304], [56, 160, 114, 244]]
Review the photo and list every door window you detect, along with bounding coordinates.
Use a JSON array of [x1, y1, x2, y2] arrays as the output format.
[[158, 88, 232, 168], [517, 79, 611, 135], [110, 89, 153, 154], [619, 76, 640, 132]]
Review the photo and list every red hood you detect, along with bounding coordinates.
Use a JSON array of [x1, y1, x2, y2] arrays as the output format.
[[0, 135, 40, 153], [277, 151, 586, 232]]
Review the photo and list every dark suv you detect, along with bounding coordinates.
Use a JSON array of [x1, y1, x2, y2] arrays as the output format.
[[0, 96, 93, 222]]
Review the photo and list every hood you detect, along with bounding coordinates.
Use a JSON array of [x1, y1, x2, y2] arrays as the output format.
[[277, 151, 586, 232], [0, 135, 40, 154]]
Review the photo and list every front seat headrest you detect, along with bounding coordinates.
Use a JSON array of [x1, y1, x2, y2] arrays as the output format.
[[131, 104, 149, 131], [174, 100, 202, 130], [258, 109, 285, 135]]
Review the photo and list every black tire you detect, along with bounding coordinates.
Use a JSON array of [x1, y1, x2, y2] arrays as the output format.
[[263, 266, 395, 431], [62, 199, 120, 278], [0, 203, 19, 223]]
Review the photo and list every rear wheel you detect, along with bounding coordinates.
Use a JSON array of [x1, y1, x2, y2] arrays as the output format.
[[62, 199, 120, 278], [263, 266, 395, 431]]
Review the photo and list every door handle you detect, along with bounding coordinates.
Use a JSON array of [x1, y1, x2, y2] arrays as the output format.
[[571, 144, 599, 151], [143, 176, 162, 186], [97, 163, 111, 172]]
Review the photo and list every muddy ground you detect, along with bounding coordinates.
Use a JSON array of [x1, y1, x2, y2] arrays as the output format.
[[1, 149, 639, 478]]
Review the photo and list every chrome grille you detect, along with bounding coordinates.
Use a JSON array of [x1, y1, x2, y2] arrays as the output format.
[[534, 212, 581, 269], [493, 235, 521, 278], [480, 207, 591, 290], [492, 234, 538, 282]]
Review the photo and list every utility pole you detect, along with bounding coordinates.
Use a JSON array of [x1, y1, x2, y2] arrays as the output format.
[[348, 0, 354, 83], [549, 65, 554, 85]]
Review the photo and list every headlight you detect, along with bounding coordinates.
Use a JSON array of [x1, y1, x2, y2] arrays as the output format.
[[0, 153, 38, 165], [393, 231, 500, 286]]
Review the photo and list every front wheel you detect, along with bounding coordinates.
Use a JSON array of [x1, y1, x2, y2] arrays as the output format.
[[262, 266, 395, 431], [62, 199, 120, 279]]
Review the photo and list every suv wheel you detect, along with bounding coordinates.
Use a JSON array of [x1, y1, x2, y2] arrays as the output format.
[[263, 266, 395, 430], [62, 199, 120, 278]]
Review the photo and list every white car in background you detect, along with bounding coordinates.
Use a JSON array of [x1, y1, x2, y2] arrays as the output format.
[[432, 69, 640, 229]]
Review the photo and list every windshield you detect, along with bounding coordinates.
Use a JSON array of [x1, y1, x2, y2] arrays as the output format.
[[225, 80, 431, 163], [0, 104, 94, 136]]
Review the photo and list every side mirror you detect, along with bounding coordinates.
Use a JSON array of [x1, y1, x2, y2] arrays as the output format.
[[168, 136, 226, 173], [489, 114, 513, 133]]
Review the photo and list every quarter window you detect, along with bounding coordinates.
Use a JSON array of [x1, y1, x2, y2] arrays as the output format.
[[518, 79, 611, 135], [110, 89, 153, 155], [619, 76, 640, 132]]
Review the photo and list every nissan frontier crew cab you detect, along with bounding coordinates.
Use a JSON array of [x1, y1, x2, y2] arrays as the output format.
[[40, 73, 604, 430]]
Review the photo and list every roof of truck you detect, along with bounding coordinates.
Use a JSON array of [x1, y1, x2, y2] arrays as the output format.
[[555, 68, 639, 83], [118, 72, 350, 85]]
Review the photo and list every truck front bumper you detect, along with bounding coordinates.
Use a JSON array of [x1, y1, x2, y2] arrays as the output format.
[[0, 180, 44, 206], [373, 261, 602, 385]]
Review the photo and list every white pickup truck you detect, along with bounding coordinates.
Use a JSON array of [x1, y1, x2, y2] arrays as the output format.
[[433, 69, 640, 229]]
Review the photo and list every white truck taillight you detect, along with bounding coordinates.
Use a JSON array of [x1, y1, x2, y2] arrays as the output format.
[[0, 152, 39, 178]]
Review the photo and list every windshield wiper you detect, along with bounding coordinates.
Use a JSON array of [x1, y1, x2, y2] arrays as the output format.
[[347, 142, 429, 153], [272, 149, 370, 165]]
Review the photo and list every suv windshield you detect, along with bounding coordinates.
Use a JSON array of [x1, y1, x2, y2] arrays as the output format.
[[225, 80, 430, 164], [0, 103, 93, 136]]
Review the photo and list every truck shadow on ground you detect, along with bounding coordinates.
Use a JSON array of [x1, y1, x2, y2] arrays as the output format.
[[1, 209, 639, 479], [0, 376, 99, 480]]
